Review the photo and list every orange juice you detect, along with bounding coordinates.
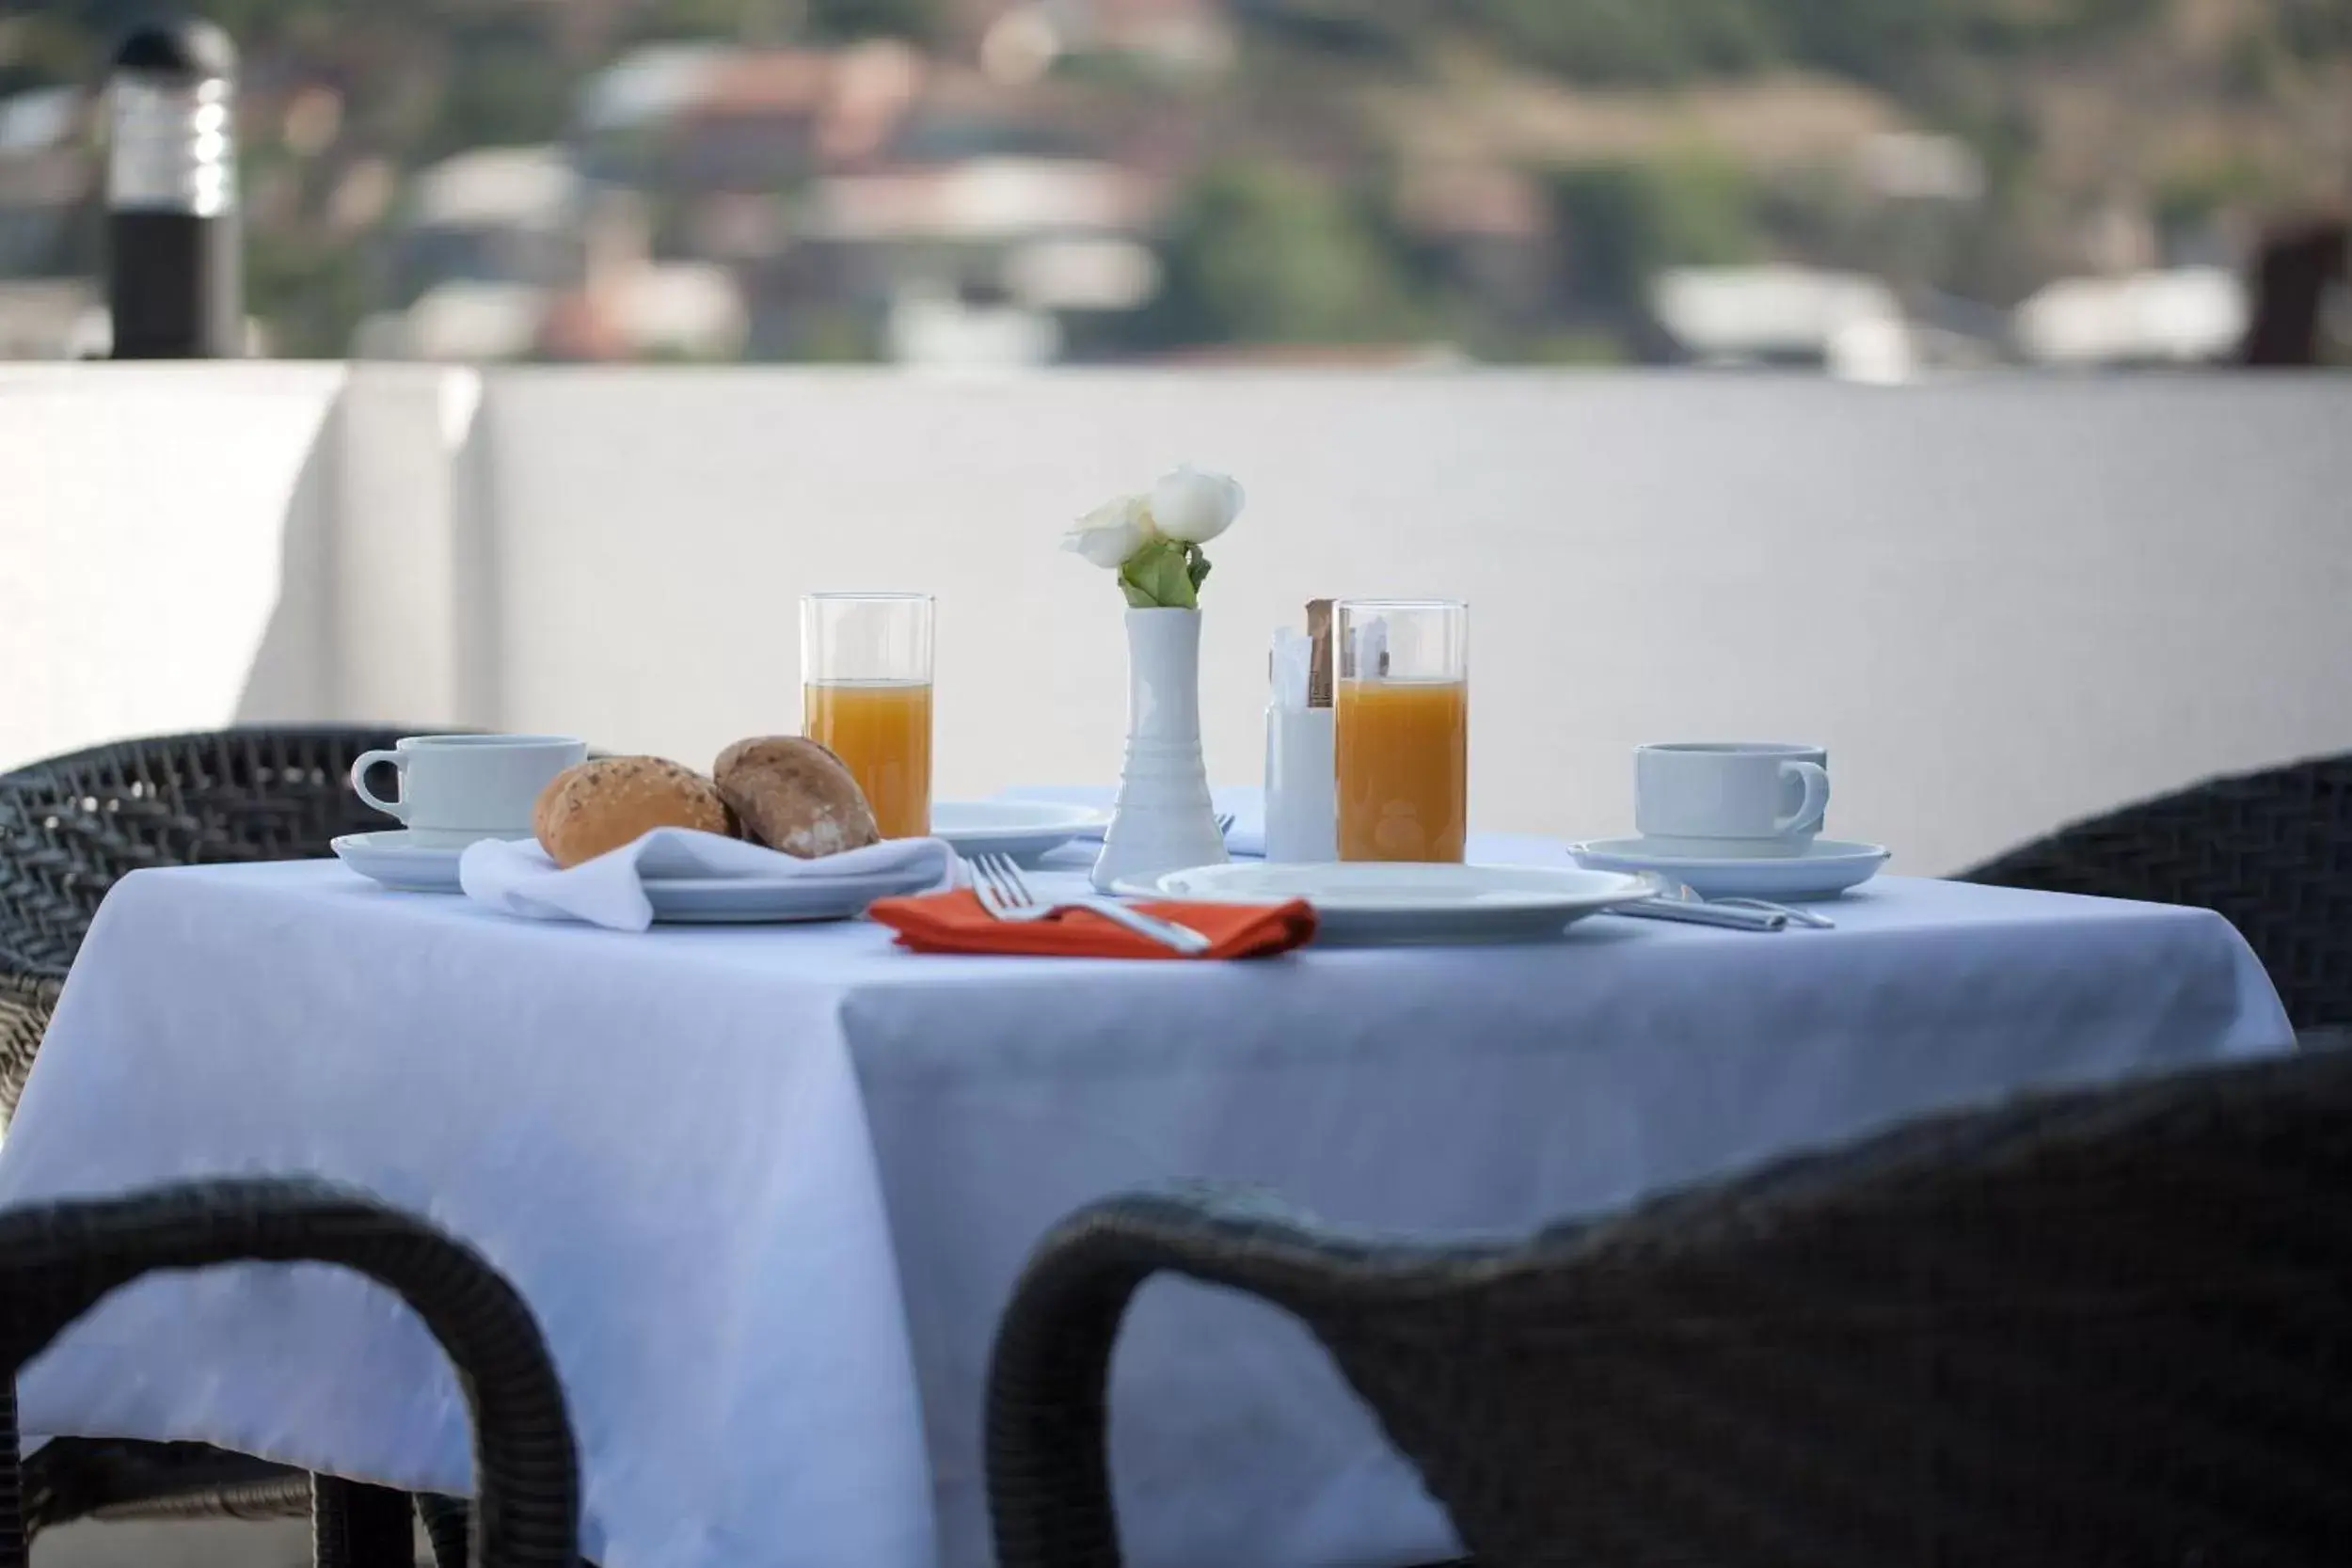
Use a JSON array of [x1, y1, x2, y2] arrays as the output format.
[[1336, 678, 1468, 863], [803, 679, 933, 839]]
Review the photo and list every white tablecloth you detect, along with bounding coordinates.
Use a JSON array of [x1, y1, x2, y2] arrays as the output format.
[[0, 822, 2291, 1568]]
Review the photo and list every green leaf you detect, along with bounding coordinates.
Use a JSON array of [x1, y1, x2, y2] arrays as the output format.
[[1119, 538, 1199, 609], [1185, 545, 1213, 593]]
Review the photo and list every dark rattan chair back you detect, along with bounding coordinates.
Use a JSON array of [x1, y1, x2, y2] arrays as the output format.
[[0, 1179, 580, 1568], [988, 1048, 2352, 1568], [0, 726, 425, 1117], [1961, 752, 2352, 1035]]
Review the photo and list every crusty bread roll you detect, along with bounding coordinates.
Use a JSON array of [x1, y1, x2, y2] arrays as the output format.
[[533, 756, 736, 869], [713, 736, 881, 858]]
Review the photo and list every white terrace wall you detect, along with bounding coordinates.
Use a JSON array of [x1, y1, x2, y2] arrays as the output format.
[[6, 365, 2348, 874], [475, 370, 2352, 872]]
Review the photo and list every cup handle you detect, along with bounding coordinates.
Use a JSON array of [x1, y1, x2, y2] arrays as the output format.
[[1776, 761, 1830, 835], [350, 749, 408, 822]]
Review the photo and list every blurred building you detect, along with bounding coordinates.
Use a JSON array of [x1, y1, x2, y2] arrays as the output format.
[[1653, 265, 1911, 377], [393, 146, 588, 303], [540, 261, 749, 362], [2014, 268, 2248, 368], [358, 146, 580, 359], [885, 280, 1059, 367], [954, 0, 1237, 81], [807, 156, 1159, 302], [1394, 164, 1552, 325], [362, 145, 746, 361], [1854, 132, 1984, 204], [7, 0, 2327, 372], [358, 281, 548, 361], [564, 37, 1172, 363]]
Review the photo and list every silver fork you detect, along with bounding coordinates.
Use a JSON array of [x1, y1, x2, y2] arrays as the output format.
[[970, 853, 1214, 955]]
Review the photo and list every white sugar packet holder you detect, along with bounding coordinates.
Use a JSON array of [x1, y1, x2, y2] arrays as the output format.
[[1263, 626, 1336, 863], [460, 829, 960, 932]]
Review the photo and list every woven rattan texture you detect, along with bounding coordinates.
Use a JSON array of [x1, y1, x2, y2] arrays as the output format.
[[0, 1179, 579, 1568], [1963, 752, 2352, 1032], [987, 1049, 2352, 1568], [0, 727, 421, 1118]]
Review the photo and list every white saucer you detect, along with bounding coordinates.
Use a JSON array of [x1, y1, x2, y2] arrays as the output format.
[[1569, 837, 1889, 901], [331, 830, 522, 894], [1117, 861, 1657, 945], [337, 832, 940, 919], [931, 800, 1109, 863]]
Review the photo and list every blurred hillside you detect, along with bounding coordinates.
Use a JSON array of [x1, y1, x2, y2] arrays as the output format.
[[1, 0, 2346, 365]]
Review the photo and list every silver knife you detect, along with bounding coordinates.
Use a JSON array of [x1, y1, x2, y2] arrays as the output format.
[[1613, 898, 1788, 932]]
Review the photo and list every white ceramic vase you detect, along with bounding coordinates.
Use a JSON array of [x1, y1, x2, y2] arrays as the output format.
[[1092, 608, 1231, 893]]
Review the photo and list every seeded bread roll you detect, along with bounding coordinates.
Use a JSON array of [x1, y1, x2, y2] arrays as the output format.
[[533, 757, 735, 869], [713, 736, 882, 858]]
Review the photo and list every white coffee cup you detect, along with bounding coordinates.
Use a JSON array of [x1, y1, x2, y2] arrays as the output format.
[[1634, 742, 1831, 858], [351, 734, 586, 847]]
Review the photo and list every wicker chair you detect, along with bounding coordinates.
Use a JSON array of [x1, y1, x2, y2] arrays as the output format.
[[0, 725, 434, 1120], [1962, 752, 2352, 1042], [0, 1178, 578, 1568], [0, 726, 438, 1544], [988, 1047, 2352, 1568]]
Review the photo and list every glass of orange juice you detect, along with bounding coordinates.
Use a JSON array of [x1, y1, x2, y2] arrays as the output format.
[[801, 593, 934, 839], [1334, 599, 1468, 863]]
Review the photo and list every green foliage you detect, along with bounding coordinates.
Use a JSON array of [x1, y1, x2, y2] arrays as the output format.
[[245, 230, 370, 358], [1549, 154, 1758, 318], [1118, 538, 1208, 609], [1485, 328, 1627, 367], [784, 307, 884, 363], [418, 22, 573, 159], [625, 0, 938, 42], [804, 0, 942, 40], [0, 18, 93, 99], [1144, 162, 1425, 347], [2153, 154, 2271, 239], [7, 0, 348, 76], [1779, 0, 2167, 81], [1235, 1, 1421, 63], [617, 0, 765, 41], [2222, 24, 2289, 101], [2276, 0, 2352, 55], [9, 0, 2339, 367], [1242, 0, 2167, 87], [1469, 0, 1779, 82]]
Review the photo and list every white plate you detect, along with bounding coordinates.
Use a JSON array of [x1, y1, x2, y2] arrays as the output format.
[[331, 830, 521, 893], [644, 872, 929, 925], [1569, 837, 1890, 901], [1131, 862, 1658, 944], [930, 800, 1110, 862], [335, 831, 933, 920]]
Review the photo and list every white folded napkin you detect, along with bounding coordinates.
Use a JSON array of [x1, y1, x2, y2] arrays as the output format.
[[459, 829, 960, 932]]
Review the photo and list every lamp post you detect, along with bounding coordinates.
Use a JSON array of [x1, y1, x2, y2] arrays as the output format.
[[106, 17, 242, 358]]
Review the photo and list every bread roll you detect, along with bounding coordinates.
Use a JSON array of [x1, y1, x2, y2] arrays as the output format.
[[533, 757, 735, 868], [713, 736, 881, 858]]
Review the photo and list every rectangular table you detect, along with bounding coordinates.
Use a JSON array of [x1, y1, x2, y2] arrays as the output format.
[[0, 830, 2291, 1568]]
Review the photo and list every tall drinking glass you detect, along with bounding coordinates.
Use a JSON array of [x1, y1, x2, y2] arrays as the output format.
[[801, 593, 934, 839], [1334, 599, 1468, 863]]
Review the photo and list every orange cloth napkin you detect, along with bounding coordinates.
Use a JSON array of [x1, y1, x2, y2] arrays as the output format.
[[866, 888, 1317, 959]]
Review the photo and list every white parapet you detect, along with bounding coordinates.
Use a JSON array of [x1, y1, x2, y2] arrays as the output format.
[[3, 365, 2348, 874]]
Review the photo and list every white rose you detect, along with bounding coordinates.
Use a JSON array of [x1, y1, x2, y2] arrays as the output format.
[[1147, 464, 1246, 546], [1060, 493, 1153, 569]]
